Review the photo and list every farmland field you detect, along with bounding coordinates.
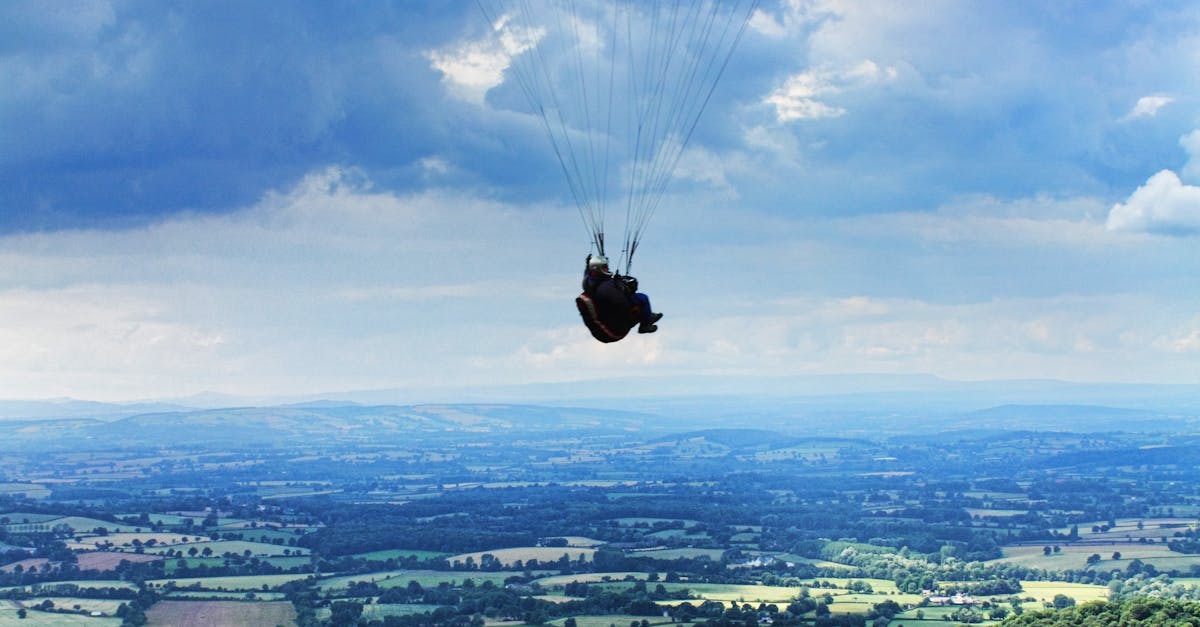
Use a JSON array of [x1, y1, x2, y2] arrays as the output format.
[[0, 580, 135, 593], [993, 541, 1200, 570], [0, 513, 62, 524], [75, 551, 161, 570], [351, 548, 450, 561], [1019, 581, 1109, 603], [0, 603, 121, 626], [0, 484, 50, 499], [448, 546, 596, 566], [534, 572, 662, 587], [317, 570, 510, 592], [626, 548, 725, 561], [143, 600, 296, 626], [145, 573, 311, 591], [23, 597, 124, 615], [143, 540, 307, 557], [70, 532, 208, 550]]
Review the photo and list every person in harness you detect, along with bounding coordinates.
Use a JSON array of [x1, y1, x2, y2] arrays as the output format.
[[576, 255, 663, 343]]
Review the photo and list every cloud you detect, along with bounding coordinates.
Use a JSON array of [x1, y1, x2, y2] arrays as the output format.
[[1107, 170, 1200, 236], [0, 167, 582, 400], [426, 14, 542, 105], [1122, 95, 1174, 120], [766, 61, 897, 122]]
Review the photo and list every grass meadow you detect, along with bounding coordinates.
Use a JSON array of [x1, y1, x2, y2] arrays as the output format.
[[448, 547, 597, 567], [145, 573, 311, 591], [142, 600, 296, 627], [317, 569, 511, 592]]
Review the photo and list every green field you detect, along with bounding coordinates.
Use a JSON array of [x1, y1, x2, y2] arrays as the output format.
[[1018, 580, 1108, 603], [993, 541, 1200, 571], [162, 590, 287, 601], [317, 569, 511, 592], [0, 484, 50, 499], [448, 546, 596, 566], [22, 597, 124, 615], [360, 603, 442, 620], [0, 580, 136, 594], [0, 603, 121, 626], [145, 573, 312, 591], [613, 518, 699, 528], [534, 572, 662, 587], [351, 549, 450, 561], [144, 540, 308, 557], [143, 599, 296, 627], [0, 513, 63, 524], [3, 516, 140, 533], [626, 548, 724, 561], [71, 532, 209, 549]]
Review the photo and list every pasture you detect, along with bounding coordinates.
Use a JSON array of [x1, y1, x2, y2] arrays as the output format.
[[75, 551, 161, 571], [626, 548, 724, 561], [1065, 517, 1198, 542], [448, 546, 597, 567], [22, 597, 124, 615], [0, 602, 121, 626], [162, 556, 310, 573], [548, 615, 672, 627], [534, 572, 661, 587], [70, 532, 209, 550], [317, 569, 510, 592], [613, 518, 699, 528], [351, 548, 450, 561], [994, 541, 1200, 571], [4, 516, 139, 534], [143, 600, 296, 627], [0, 513, 62, 524], [144, 539, 307, 557], [360, 604, 442, 620], [0, 580, 135, 594], [0, 484, 50, 499], [145, 573, 311, 591], [1018, 580, 1108, 604]]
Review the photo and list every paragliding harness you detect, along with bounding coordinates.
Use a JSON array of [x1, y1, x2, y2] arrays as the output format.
[[577, 273, 642, 343]]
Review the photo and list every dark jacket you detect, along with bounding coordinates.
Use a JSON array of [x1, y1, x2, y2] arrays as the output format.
[[577, 272, 640, 343]]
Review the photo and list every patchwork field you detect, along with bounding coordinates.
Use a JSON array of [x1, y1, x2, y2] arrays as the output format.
[[1019, 581, 1109, 603], [994, 541, 1200, 571], [143, 540, 307, 557], [448, 546, 597, 566], [143, 600, 296, 627], [626, 548, 725, 561], [145, 573, 311, 591], [351, 548, 450, 561], [70, 532, 210, 550], [534, 572, 662, 587], [317, 569, 511, 592], [0, 603, 121, 626], [76, 551, 162, 571]]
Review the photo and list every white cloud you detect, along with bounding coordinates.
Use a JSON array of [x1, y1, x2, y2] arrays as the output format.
[[766, 60, 897, 122], [1107, 169, 1200, 236], [0, 167, 582, 400], [426, 14, 543, 105], [1123, 95, 1174, 120]]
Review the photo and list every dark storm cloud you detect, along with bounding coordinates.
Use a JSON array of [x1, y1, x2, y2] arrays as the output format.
[[0, 0, 523, 232]]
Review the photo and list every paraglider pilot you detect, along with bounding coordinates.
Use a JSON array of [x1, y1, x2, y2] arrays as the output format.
[[576, 255, 663, 343]]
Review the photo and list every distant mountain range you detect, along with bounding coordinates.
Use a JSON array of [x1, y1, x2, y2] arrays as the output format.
[[0, 375, 1195, 451]]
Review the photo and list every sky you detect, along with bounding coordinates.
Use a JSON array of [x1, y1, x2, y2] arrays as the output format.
[[1, 0, 1198, 402]]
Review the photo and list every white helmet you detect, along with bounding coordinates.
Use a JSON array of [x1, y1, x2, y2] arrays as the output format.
[[587, 255, 612, 276]]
